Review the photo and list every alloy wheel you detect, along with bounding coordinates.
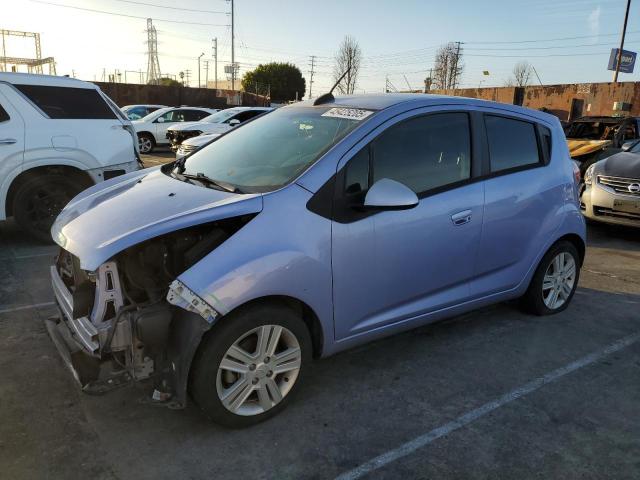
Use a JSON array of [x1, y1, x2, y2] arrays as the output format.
[[542, 252, 576, 310], [138, 136, 152, 153], [216, 325, 302, 416]]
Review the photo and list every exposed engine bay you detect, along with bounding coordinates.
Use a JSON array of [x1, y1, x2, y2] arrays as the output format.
[[47, 215, 254, 406]]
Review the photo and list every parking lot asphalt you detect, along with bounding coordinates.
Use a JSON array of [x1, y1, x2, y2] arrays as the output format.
[[140, 149, 175, 168], [1, 219, 639, 480]]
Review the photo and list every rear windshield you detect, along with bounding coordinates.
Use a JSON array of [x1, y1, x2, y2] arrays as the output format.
[[181, 106, 373, 192], [15, 84, 117, 120]]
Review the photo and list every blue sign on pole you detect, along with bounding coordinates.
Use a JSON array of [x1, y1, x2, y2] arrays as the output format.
[[608, 48, 636, 74]]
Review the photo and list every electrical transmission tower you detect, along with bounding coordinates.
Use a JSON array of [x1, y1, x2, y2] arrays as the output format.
[[0, 30, 56, 74], [145, 18, 161, 85]]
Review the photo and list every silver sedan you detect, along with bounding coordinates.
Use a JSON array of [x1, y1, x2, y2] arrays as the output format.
[[581, 140, 640, 227]]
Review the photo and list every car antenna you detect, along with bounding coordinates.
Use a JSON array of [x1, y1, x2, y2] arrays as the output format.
[[313, 67, 351, 106]]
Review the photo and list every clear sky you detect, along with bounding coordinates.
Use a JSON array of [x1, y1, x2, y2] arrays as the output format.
[[4, 0, 640, 97]]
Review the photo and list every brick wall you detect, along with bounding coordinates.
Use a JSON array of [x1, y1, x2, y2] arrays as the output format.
[[430, 82, 640, 120], [94, 82, 270, 109]]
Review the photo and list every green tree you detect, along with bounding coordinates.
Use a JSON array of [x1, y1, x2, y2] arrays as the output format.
[[241, 62, 305, 102], [153, 77, 182, 87]]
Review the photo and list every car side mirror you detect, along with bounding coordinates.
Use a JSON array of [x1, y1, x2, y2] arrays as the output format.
[[228, 119, 241, 126], [621, 140, 639, 152], [156, 117, 165, 123], [364, 178, 418, 210]]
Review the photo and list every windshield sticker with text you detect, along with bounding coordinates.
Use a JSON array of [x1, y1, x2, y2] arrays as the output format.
[[321, 108, 374, 121]]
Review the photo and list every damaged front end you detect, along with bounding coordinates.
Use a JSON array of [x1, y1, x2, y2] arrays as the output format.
[[46, 216, 253, 407]]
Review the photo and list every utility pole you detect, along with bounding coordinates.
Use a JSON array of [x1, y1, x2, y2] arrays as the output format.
[[204, 60, 209, 88], [613, 0, 632, 83], [198, 52, 204, 88], [213, 37, 218, 90], [531, 64, 543, 86], [185, 69, 191, 87], [230, 0, 235, 91], [452, 41, 462, 91], [308, 55, 316, 98]]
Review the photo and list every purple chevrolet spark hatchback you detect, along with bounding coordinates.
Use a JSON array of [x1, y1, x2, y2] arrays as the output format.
[[48, 93, 586, 427]]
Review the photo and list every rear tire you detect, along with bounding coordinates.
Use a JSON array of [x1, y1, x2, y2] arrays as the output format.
[[190, 302, 312, 428], [521, 241, 581, 316], [13, 174, 83, 243], [137, 133, 155, 154]]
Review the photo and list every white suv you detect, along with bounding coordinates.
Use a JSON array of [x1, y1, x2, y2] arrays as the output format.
[[0, 73, 139, 240], [132, 106, 218, 153]]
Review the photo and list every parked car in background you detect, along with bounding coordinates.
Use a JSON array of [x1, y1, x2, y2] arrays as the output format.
[[47, 94, 585, 427], [121, 104, 166, 120], [175, 132, 220, 160], [132, 106, 218, 153], [566, 116, 640, 175], [581, 139, 640, 227], [0, 73, 139, 241], [166, 106, 273, 151]]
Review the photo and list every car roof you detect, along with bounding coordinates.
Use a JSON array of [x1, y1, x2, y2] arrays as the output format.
[[296, 93, 558, 123], [123, 104, 166, 109], [0, 72, 97, 89]]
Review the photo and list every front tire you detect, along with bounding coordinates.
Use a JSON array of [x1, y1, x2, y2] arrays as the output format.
[[190, 303, 312, 428], [521, 241, 581, 315], [13, 174, 83, 242], [137, 133, 155, 154]]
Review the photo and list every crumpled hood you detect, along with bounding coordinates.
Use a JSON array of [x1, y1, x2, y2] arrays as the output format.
[[170, 122, 230, 134], [567, 139, 611, 158], [52, 168, 262, 271], [601, 151, 640, 179]]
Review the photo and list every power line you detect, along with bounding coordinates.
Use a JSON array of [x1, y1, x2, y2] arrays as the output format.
[[109, 0, 228, 14], [30, 0, 230, 26], [464, 30, 640, 45]]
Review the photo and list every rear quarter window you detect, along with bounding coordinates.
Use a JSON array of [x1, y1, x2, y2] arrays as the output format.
[[485, 115, 541, 173], [0, 103, 9, 122], [15, 84, 117, 120]]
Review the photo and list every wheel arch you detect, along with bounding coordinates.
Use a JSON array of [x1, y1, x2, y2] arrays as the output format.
[[137, 130, 156, 143], [214, 295, 324, 359], [5, 164, 94, 218], [556, 233, 586, 266]]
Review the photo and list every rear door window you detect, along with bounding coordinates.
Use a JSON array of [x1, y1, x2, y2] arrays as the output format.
[[14, 85, 117, 119], [183, 109, 210, 121], [485, 115, 541, 173]]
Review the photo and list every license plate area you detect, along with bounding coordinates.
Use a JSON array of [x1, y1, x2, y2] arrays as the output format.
[[613, 199, 640, 213]]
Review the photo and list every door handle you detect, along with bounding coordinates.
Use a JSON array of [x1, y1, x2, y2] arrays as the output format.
[[451, 209, 472, 226], [0, 138, 17, 145]]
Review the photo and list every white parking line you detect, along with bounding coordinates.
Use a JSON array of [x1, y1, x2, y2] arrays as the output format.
[[0, 301, 55, 315], [12, 252, 57, 260], [335, 332, 640, 480]]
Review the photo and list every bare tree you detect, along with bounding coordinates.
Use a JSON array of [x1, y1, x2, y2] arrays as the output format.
[[433, 42, 464, 90], [333, 35, 362, 94], [512, 61, 532, 87]]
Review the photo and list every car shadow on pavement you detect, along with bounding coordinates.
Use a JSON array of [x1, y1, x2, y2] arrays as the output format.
[[586, 221, 640, 252]]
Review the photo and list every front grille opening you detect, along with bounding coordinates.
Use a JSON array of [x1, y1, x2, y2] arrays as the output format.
[[598, 175, 640, 196], [594, 206, 640, 221]]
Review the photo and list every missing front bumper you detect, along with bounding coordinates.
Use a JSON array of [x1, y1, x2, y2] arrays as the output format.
[[45, 313, 132, 394]]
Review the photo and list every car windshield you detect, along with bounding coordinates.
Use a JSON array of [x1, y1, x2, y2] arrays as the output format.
[[202, 109, 244, 123], [179, 105, 372, 192]]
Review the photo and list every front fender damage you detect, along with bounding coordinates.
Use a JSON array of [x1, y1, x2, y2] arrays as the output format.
[[47, 215, 255, 408]]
